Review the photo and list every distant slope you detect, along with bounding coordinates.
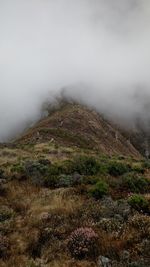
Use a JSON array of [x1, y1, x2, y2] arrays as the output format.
[[17, 103, 141, 158]]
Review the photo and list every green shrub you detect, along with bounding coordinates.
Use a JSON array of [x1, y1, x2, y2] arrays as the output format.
[[48, 164, 61, 176], [24, 161, 49, 186], [57, 173, 83, 188], [24, 161, 49, 176], [24, 160, 61, 187], [89, 180, 109, 199], [0, 176, 7, 195], [83, 176, 100, 185], [0, 207, 14, 222], [0, 169, 4, 178], [122, 173, 149, 193], [43, 175, 58, 188], [142, 160, 150, 169], [55, 160, 74, 175], [23, 159, 85, 187], [132, 165, 145, 174], [71, 156, 101, 175], [38, 159, 51, 166], [57, 174, 73, 187], [108, 161, 130, 176], [11, 163, 24, 174], [128, 194, 149, 212]]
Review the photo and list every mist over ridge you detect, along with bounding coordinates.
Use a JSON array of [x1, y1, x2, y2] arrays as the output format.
[[0, 0, 150, 141]]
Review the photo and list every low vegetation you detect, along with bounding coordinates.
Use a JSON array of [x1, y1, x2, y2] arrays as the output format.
[[0, 234, 10, 260], [0, 143, 150, 267], [122, 173, 149, 193], [89, 180, 109, 199], [128, 194, 149, 213], [67, 227, 99, 260], [107, 161, 130, 176]]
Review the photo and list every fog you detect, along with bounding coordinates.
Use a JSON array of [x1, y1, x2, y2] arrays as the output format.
[[0, 0, 150, 141]]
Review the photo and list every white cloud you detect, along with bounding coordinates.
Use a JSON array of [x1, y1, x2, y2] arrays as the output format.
[[0, 0, 150, 140]]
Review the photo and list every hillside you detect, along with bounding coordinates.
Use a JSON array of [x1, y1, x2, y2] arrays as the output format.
[[0, 103, 150, 267], [17, 103, 140, 159]]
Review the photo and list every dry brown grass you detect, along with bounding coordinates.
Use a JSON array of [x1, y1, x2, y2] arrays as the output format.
[[29, 188, 84, 217], [0, 179, 87, 266], [0, 148, 31, 166], [1, 176, 149, 267], [0, 136, 149, 267]]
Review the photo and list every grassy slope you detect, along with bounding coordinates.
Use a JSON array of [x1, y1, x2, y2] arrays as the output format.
[[0, 104, 150, 267], [16, 103, 141, 159]]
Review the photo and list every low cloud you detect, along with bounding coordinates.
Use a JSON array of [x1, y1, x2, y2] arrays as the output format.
[[0, 0, 150, 141]]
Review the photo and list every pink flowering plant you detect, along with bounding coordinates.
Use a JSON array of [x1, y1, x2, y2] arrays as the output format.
[[67, 227, 99, 259]]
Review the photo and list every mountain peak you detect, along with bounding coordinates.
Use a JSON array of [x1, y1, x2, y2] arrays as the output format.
[[16, 103, 141, 159]]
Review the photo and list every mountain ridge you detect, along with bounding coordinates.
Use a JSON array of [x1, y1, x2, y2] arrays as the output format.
[[16, 102, 141, 159]]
